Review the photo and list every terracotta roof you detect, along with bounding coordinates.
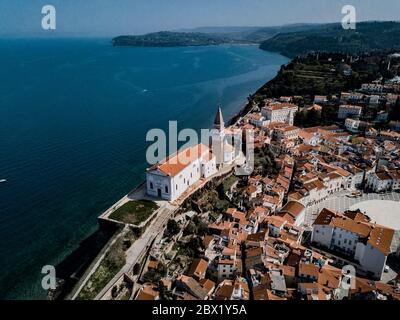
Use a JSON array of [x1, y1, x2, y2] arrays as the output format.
[[136, 283, 159, 300], [313, 208, 394, 254], [246, 247, 263, 258], [278, 201, 305, 221], [188, 258, 208, 279], [299, 263, 319, 278], [147, 143, 209, 177], [203, 235, 214, 248], [266, 102, 298, 111], [264, 215, 287, 228], [215, 280, 234, 300], [246, 231, 267, 242], [177, 275, 208, 300], [368, 226, 395, 255], [136, 291, 157, 300], [199, 279, 216, 294], [334, 167, 352, 177]]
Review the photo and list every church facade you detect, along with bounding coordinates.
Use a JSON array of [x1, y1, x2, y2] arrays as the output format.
[[146, 106, 242, 202]]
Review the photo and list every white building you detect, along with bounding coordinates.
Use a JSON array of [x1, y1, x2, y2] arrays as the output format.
[[366, 171, 394, 193], [369, 95, 380, 106], [314, 95, 328, 104], [146, 143, 217, 202], [361, 83, 384, 93], [247, 113, 268, 127], [345, 118, 360, 133], [261, 103, 298, 126], [347, 166, 365, 190], [340, 92, 364, 103], [366, 170, 400, 192], [271, 124, 300, 142], [276, 201, 306, 226], [338, 105, 362, 120], [311, 208, 394, 279]]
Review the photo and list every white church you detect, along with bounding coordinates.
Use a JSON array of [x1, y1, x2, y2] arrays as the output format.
[[146, 107, 241, 202]]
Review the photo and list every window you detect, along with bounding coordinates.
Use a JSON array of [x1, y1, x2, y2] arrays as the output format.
[[348, 240, 352, 245], [150, 182, 153, 189], [344, 239, 347, 244], [176, 184, 178, 190], [165, 186, 169, 194]]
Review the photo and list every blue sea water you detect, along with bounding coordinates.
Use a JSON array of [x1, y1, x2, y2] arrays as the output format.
[[0, 38, 288, 299]]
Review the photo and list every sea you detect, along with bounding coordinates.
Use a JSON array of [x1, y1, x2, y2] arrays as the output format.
[[0, 37, 288, 299]]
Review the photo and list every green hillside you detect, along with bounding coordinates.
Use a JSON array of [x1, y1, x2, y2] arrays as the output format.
[[260, 21, 400, 57]]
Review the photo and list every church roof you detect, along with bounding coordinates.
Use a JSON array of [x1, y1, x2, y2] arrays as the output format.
[[147, 144, 209, 177]]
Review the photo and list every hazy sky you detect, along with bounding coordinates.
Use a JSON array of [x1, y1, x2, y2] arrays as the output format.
[[1, 0, 400, 37]]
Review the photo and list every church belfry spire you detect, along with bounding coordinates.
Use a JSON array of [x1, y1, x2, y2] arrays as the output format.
[[213, 105, 225, 131]]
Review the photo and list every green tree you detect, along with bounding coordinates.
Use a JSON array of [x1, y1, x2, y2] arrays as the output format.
[[389, 97, 400, 121], [183, 221, 197, 236], [166, 219, 180, 236]]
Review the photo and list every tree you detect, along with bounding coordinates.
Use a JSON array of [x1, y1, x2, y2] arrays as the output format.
[[142, 263, 166, 283], [166, 219, 180, 236], [197, 221, 208, 236], [321, 105, 338, 124], [389, 97, 400, 121], [294, 110, 307, 126], [306, 108, 322, 127], [183, 221, 196, 236], [143, 269, 161, 283], [111, 286, 118, 298]]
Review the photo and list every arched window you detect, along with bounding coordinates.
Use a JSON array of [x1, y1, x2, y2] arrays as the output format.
[[165, 186, 169, 194]]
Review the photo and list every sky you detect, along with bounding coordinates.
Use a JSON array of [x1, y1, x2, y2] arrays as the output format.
[[0, 0, 400, 37]]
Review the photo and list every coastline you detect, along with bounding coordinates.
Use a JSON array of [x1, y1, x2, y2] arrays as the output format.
[[53, 51, 290, 300]]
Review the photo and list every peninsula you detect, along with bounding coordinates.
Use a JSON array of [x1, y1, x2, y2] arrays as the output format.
[[112, 31, 248, 47]]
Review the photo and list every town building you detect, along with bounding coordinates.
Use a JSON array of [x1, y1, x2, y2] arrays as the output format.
[[361, 83, 384, 93], [311, 208, 394, 279], [261, 102, 298, 126], [146, 143, 217, 201], [338, 105, 362, 120]]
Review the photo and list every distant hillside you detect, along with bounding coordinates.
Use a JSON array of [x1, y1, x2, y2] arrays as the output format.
[[112, 24, 324, 47], [243, 23, 325, 42], [259, 21, 400, 57], [176, 24, 325, 42], [112, 31, 243, 47]]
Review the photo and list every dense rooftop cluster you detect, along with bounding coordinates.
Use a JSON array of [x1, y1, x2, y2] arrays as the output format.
[[135, 54, 400, 301]]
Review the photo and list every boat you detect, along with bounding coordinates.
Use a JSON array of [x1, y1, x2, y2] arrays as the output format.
[[0, 179, 6, 183]]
